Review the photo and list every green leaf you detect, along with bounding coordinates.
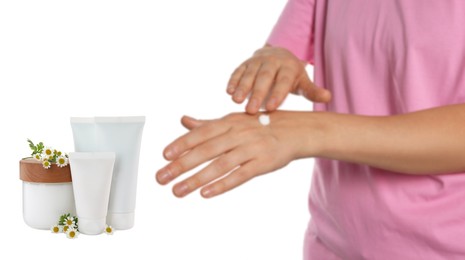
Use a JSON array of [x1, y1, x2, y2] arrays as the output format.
[[27, 139, 39, 156], [37, 142, 44, 153], [58, 213, 69, 225], [27, 139, 35, 150]]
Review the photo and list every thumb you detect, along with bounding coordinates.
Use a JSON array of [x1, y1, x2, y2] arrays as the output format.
[[294, 75, 332, 103], [180, 115, 207, 130]]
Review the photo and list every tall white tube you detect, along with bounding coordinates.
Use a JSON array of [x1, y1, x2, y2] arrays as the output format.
[[69, 152, 115, 235], [70, 116, 145, 230]]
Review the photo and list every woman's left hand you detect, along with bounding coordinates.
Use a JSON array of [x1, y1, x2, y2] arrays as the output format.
[[156, 111, 312, 198]]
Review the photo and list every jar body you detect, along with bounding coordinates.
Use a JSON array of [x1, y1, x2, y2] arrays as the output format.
[[22, 181, 76, 230]]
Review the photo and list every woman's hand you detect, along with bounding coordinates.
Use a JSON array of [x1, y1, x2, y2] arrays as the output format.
[[156, 111, 317, 198], [227, 46, 331, 114]]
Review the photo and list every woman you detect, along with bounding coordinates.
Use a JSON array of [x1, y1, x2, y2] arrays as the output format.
[[157, 0, 465, 258]]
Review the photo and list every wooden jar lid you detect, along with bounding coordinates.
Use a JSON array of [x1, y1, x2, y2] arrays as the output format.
[[20, 158, 72, 183]]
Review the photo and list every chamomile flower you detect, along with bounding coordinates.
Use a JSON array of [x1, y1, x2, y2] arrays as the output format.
[[104, 225, 114, 235], [33, 153, 42, 161], [62, 225, 70, 233], [51, 224, 62, 234], [56, 155, 68, 168], [66, 227, 79, 239], [64, 216, 75, 226], [42, 160, 51, 169], [43, 147, 54, 157], [55, 150, 63, 157]]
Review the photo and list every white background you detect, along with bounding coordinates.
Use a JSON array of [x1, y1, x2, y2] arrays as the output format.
[[0, 1, 316, 259]]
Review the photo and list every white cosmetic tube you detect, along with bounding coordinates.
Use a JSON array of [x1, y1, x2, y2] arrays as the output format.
[[69, 152, 115, 235], [70, 116, 145, 230]]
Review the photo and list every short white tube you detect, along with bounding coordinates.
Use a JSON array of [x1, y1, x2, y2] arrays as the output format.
[[69, 152, 115, 235], [70, 116, 145, 230]]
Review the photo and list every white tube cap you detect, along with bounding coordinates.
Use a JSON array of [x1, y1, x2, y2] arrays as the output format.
[[79, 217, 105, 235], [107, 212, 134, 230]]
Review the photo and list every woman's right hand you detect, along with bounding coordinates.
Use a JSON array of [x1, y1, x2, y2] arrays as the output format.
[[227, 45, 332, 114]]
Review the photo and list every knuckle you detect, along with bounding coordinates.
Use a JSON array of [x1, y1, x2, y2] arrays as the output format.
[[277, 76, 292, 86], [212, 157, 230, 173], [272, 89, 287, 98], [168, 161, 184, 176], [256, 69, 274, 79], [251, 89, 267, 100], [197, 142, 216, 158], [286, 61, 301, 70], [200, 123, 217, 137], [228, 77, 239, 85], [176, 141, 190, 154], [188, 175, 202, 189], [265, 55, 278, 63], [237, 80, 253, 91], [242, 69, 256, 79]]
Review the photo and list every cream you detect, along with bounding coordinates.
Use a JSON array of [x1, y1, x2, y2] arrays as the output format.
[[70, 116, 145, 230], [69, 152, 115, 235]]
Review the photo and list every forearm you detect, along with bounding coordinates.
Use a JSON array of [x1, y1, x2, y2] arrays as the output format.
[[297, 104, 465, 174]]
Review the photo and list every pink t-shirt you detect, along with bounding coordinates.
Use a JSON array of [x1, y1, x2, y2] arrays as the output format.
[[268, 1, 465, 259]]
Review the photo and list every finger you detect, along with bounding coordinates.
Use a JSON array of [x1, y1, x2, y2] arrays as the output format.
[[265, 66, 297, 111], [233, 62, 262, 104], [181, 115, 208, 130], [246, 62, 278, 114], [171, 147, 250, 198], [157, 129, 238, 185], [227, 64, 247, 94], [200, 159, 265, 198], [294, 74, 332, 103], [162, 120, 229, 161]]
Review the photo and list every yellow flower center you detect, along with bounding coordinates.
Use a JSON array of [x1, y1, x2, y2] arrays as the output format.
[[53, 226, 59, 233], [66, 219, 73, 225], [106, 227, 112, 233], [69, 231, 75, 238], [45, 150, 52, 155], [63, 226, 69, 232], [59, 158, 65, 164]]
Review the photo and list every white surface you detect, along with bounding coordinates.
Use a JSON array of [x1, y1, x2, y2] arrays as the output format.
[[0, 1, 315, 259], [69, 152, 115, 235], [22, 182, 76, 230]]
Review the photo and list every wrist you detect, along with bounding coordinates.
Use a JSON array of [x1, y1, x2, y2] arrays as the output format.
[[269, 111, 328, 159]]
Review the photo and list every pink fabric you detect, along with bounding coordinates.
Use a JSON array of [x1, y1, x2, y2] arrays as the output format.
[[268, 1, 465, 259]]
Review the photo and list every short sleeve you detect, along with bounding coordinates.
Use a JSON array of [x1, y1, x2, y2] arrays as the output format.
[[267, 0, 316, 64]]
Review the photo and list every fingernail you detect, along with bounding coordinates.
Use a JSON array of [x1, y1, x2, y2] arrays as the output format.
[[157, 168, 172, 184], [174, 183, 189, 197], [201, 188, 214, 198], [164, 147, 175, 160], [227, 85, 235, 94], [183, 115, 195, 120], [234, 90, 244, 101]]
